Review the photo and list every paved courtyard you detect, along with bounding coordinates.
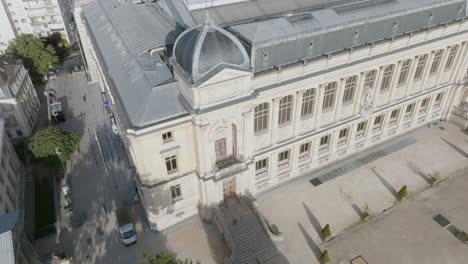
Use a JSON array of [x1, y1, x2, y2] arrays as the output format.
[[257, 122, 468, 264]]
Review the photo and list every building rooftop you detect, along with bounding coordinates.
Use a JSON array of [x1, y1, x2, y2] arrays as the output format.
[[83, 0, 466, 129], [83, 0, 189, 128], [0, 57, 21, 88]]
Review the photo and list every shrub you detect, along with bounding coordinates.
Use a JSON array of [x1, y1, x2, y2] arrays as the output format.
[[398, 185, 408, 201], [321, 224, 331, 239], [320, 250, 330, 263], [428, 176, 438, 185]]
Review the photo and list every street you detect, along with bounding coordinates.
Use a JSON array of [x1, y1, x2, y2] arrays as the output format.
[[33, 58, 227, 264]]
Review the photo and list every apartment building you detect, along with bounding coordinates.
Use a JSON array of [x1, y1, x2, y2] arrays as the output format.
[[79, 0, 468, 230], [0, 57, 41, 139], [0, 0, 72, 54]]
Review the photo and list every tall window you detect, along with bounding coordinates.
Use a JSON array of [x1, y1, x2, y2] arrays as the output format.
[[254, 103, 269, 134], [357, 121, 367, 133], [363, 70, 377, 89], [342, 76, 357, 104], [414, 55, 428, 81], [434, 92, 443, 108], [301, 89, 315, 118], [320, 134, 330, 146], [170, 185, 182, 200], [255, 158, 268, 180], [430, 50, 444, 75], [380, 65, 394, 91], [299, 142, 311, 160], [398, 59, 412, 86], [338, 128, 348, 142], [278, 95, 293, 125], [406, 103, 415, 115], [390, 109, 399, 119], [322, 82, 337, 110], [420, 98, 429, 112], [277, 150, 290, 168], [374, 115, 384, 127], [445, 45, 459, 70], [165, 156, 178, 173]]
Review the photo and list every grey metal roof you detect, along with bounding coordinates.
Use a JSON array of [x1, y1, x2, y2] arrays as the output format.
[[0, 213, 17, 234], [157, 0, 197, 28], [172, 19, 250, 83], [227, 0, 466, 72], [83, 0, 188, 128], [191, 0, 354, 26]]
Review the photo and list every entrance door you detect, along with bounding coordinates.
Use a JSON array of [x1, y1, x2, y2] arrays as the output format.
[[223, 178, 236, 201], [215, 138, 227, 161]]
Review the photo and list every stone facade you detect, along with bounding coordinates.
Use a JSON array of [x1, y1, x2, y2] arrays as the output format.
[[125, 20, 468, 230]]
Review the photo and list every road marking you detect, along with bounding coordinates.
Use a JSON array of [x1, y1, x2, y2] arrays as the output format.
[[94, 127, 109, 177]]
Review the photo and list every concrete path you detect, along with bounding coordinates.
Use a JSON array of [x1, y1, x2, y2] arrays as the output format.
[[256, 122, 468, 264]]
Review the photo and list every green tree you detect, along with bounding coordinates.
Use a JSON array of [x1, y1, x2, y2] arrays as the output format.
[[7, 34, 59, 81], [43, 32, 71, 61], [28, 127, 80, 162], [139, 252, 196, 264]]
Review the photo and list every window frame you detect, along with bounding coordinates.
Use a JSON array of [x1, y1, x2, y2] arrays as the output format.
[[429, 49, 444, 75], [301, 88, 315, 118], [165, 155, 178, 174], [414, 54, 428, 81], [322, 82, 337, 111], [254, 103, 270, 134], [299, 142, 311, 161], [170, 184, 182, 200], [255, 158, 269, 180], [380, 64, 394, 92], [363, 70, 377, 89], [278, 95, 293, 126], [162, 131, 173, 142], [342, 76, 357, 104], [445, 45, 459, 70], [397, 59, 412, 86], [277, 150, 291, 169]]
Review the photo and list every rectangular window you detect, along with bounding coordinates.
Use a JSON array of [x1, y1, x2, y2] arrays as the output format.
[[374, 115, 384, 126], [254, 103, 269, 134], [357, 121, 366, 132], [380, 65, 394, 91], [445, 45, 459, 70], [278, 95, 293, 125], [398, 59, 412, 86], [435, 92, 443, 103], [430, 50, 444, 75], [165, 156, 178, 173], [320, 135, 330, 146], [170, 185, 182, 200], [339, 128, 347, 139], [301, 89, 315, 118], [420, 98, 429, 108], [414, 55, 428, 81], [277, 150, 290, 168], [15, 129, 23, 137], [162, 132, 172, 142], [363, 70, 377, 89], [342, 76, 357, 104], [322, 82, 337, 110], [406, 103, 414, 114], [390, 109, 399, 119], [255, 158, 268, 180], [299, 142, 311, 161]]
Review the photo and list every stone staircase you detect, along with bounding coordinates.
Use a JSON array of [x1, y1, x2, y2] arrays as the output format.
[[227, 212, 280, 264], [217, 197, 283, 264]]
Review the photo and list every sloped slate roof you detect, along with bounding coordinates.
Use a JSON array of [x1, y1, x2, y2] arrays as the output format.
[[84, 0, 188, 128]]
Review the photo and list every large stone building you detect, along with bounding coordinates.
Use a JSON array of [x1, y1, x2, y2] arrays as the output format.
[[78, 0, 468, 230], [0, 57, 41, 139], [0, 0, 73, 54]]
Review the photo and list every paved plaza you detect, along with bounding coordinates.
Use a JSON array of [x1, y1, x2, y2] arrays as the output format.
[[257, 122, 468, 264]]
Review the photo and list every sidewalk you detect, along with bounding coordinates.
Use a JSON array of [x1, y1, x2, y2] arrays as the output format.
[[256, 122, 468, 264]]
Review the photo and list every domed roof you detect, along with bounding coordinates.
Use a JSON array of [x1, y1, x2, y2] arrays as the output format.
[[172, 17, 250, 83]]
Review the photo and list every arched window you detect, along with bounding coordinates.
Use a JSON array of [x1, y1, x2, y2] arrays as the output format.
[[254, 103, 269, 134], [278, 95, 293, 125]]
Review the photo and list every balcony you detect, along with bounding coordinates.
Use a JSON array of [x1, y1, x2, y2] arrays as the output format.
[[215, 156, 241, 170]]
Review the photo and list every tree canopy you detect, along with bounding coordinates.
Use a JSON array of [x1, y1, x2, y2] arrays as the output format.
[[7, 34, 59, 81], [28, 127, 80, 162], [43, 32, 71, 61], [139, 252, 196, 264]]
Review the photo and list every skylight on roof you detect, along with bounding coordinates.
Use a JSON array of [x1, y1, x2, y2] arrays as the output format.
[[286, 12, 315, 24], [333, 0, 395, 14]]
